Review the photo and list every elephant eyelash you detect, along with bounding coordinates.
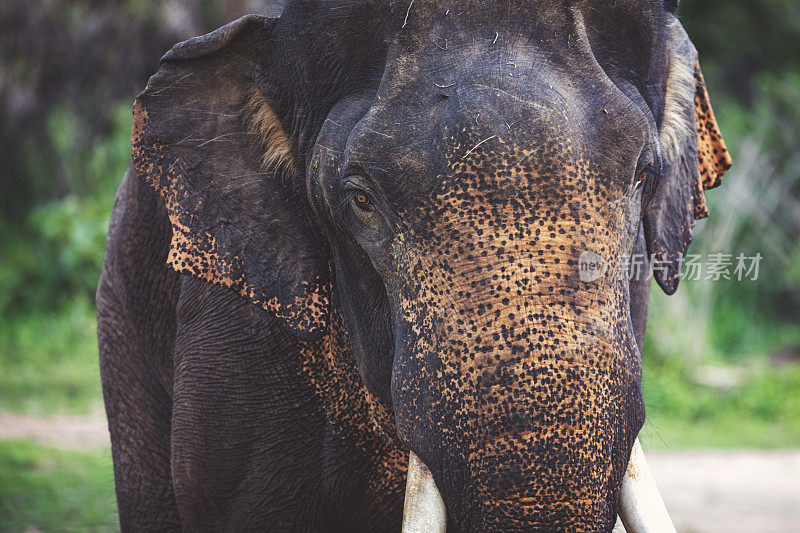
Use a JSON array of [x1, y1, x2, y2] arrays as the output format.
[[634, 142, 657, 191], [339, 172, 379, 212], [336, 187, 384, 232], [335, 192, 355, 220], [639, 165, 660, 204]]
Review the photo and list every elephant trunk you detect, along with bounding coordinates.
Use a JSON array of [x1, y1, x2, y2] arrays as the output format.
[[390, 207, 658, 529], [393, 284, 645, 529], [401, 442, 675, 533]]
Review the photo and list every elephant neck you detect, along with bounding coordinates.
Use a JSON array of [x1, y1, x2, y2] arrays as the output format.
[[299, 304, 407, 520]]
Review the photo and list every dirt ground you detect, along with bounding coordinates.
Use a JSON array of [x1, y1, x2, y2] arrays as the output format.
[[2, 411, 798, 532], [623, 449, 800, 533], [614, 450, 800, 533], [0, 411, 110, 450]]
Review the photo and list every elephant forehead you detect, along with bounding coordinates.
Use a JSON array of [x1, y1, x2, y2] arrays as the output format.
[[385, 0, 659, 35], [345, 53, 647, 218]]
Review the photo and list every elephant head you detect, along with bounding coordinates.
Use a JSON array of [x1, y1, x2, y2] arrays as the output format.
[[131, 1, 730, 530]]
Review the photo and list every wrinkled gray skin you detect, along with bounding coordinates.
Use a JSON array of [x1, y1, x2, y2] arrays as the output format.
[[97, 0, 727, 531]]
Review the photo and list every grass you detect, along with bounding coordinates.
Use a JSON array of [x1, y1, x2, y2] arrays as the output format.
[[642, 363, 800, 449], [0, 297, 102, 415], [0, 440, 118, 532], [642, 414, 800, 450]]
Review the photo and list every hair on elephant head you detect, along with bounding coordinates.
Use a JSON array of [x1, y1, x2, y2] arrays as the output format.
[[131, 1, 729, 530]]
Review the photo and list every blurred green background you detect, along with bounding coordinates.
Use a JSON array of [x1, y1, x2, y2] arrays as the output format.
[[1, 0, 798, 530]]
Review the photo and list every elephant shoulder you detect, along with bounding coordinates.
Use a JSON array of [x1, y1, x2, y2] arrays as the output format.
[[97, 164, 182, 388]]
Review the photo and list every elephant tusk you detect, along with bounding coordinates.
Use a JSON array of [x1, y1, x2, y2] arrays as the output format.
[[402, 451, 447, 533], [618, 438, 677, 533]]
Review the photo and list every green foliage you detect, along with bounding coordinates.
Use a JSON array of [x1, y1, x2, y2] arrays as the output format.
[[0, 441, 117, 532], [681, 0, 800, 101], [637, 44, 800, 419], [0, 103, 131, 316], [642, 286, 800, 449], [672, 75, 800, 347]]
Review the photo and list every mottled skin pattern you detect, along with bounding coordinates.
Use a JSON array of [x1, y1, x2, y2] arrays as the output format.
[[694, 66, 732, 193], [98, 0, 730, 531]]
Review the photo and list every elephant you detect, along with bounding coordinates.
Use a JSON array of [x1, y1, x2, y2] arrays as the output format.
[[96, 0, 731, 531]]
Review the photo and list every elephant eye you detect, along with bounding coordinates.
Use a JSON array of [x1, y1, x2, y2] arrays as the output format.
[[345, 187, 382, 228], [340, 174, 383, 229], [353, 192, 375, 211], [634, 163, 652, 191]]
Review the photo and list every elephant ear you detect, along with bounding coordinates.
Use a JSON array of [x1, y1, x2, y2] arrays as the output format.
[[644, 19, 732, 294], [131, 15, 331, 340]]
